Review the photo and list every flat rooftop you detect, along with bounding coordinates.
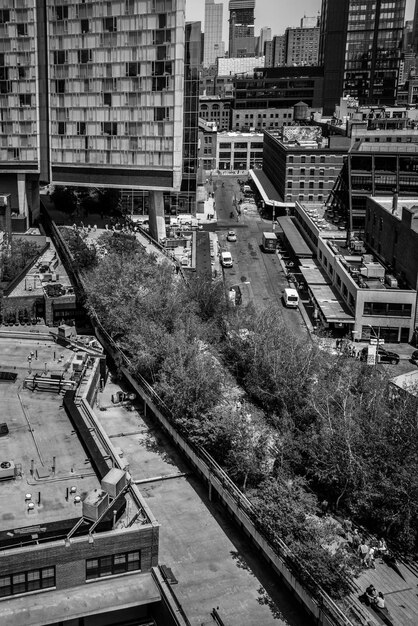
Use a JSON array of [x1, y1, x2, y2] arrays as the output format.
[[370, 196, 418, 221], [0, 337, 101, 537]]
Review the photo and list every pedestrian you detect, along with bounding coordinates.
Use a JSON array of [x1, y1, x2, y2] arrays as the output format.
[[374, 592, 385, 609], [351, 529, 361, 550], [366, 546, 376, 569], [364, 584, 377, 606], [320, 499, 329, 516], [358, 540, 370, 566]]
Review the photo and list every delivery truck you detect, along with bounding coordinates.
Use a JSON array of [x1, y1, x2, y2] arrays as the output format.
[[262, 232, 277, 252]]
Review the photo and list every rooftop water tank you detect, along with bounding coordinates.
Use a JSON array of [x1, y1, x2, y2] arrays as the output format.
[[293, 101, 309, 122]]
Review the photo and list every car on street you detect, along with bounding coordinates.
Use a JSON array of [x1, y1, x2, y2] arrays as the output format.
[[360, 346, 400, 365], [227, 230, 237, 242], [221, 251, 233, 268], [411, 350, 418, 365]]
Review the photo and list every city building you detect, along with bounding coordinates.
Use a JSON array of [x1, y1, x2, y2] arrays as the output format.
[[233, 66, 324, 111], [264, 35, 286, 67], [217, 56, 265, 76], [199, 120, 218, 171], [228, 0, 256, 58], [285, 18, 320, 67], [0, 332, 190, 625], [413, 0, 418, 54], [0, 0, 187, 233], [365, 196, 418, 318], [331, 136, 418, 232], [217, 131, 263, 172], [232, 107, 295, 132], [203, 0, 225, 68], [319, 0, 406, 115], [258, 26, 271, 56], [199, 96, 232, 131], [263, 127, 350, 204], [291, 201, 417, 341]]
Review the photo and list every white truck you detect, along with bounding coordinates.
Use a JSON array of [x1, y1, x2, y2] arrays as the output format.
[[283, 288, 299, 308]]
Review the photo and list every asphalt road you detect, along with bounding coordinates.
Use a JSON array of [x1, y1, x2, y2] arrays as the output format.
[[212, 176, 307, 337]]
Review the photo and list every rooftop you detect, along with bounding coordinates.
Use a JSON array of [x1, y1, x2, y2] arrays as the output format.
[[370, 196, 418, 222]]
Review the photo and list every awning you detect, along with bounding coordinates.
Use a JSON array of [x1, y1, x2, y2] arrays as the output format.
[[309, 284, 355, 324], [276, 217, 313, 258], [249, 170, 293, 208], [299, 265, 330, 285]]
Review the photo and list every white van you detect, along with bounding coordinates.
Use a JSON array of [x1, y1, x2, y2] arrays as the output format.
[[221, 251, 233, 268], [283, 288, 299, 308]]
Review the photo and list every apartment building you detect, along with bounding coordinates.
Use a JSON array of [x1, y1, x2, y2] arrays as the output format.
[[228, 0, 256, 58], [217, 131, 263, 172], [0, 0, 187, 229], [263, 128, 349, 204]]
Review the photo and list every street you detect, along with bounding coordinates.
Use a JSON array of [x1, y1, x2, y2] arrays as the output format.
[[211, 176, 307, 336]]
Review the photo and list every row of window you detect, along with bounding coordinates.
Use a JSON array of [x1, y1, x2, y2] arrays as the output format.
[[0, 550, 141, 599], [288, 168, 328, 176], [363, 302, 412, 317], [288, 181, 326, 189], [288, 155, 327, 164]]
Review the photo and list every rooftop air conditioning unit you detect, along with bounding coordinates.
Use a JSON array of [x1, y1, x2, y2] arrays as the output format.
[[0, 460, 15, 480]]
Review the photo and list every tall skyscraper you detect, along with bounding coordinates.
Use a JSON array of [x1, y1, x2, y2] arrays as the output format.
[[319, 0, 406, 114], [258, 26, 271, 56], [228, 0, 256, 58], [203, 0, 224, 68], [0, 0, 186, 225], [413, 0, 418, 54]]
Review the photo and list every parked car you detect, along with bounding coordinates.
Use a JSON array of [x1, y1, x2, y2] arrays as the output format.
[[360, 346, 400, 365], [411, 350, 418, 365], [227, 230, 237, 242], [221, 251, 233, 268]]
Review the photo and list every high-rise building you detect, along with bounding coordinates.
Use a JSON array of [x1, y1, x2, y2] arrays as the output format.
[[228, 0, 256, 58], [0, 0, 186, 228], [285, 18, 320, 66], [319, 0, 406, 115], [258, 26, 271, 56], [413, 0, 418, 54], [264, 34, 286, 67], [203, 0, 224, 68]]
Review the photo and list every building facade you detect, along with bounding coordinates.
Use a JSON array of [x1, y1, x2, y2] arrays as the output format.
[[319, 0, 406, 115], [263, 128, 350, 204], [258, 26, 271, 56], [285, 20, 320, 67], [217, 131, 263, 172], [228, 0, 256, 58], [232, 107, 294, 132], [203, 0, 224, 68], [0, 0, 186, 227], [199, 96, 232, 131], [233, 66, 324, 111]]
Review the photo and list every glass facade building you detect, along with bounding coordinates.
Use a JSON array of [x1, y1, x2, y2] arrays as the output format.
[[203, 0, 224, 68], [320, 0, 406, 114], [0, 0, 186, 222]]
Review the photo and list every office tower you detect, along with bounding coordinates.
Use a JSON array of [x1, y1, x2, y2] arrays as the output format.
[[203, 0, 224, 68], [285, 18, 320, 66], [414, 0, 418, 54], [258, 26, 271, 56], [0, 0, 186, 227], [319, 0, 406, 114], [228, 0, 256, 58]]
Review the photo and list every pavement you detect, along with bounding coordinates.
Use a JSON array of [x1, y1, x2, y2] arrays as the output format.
[[95, 376, 310, 626]]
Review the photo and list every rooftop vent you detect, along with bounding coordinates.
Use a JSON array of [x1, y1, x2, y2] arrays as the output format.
[[0, 460, 15, 480]]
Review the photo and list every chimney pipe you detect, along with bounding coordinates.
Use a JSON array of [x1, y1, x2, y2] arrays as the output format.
[[392, 192, 398, 213]]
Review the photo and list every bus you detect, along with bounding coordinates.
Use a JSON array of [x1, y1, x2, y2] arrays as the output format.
[[283, 288, 299, 308]]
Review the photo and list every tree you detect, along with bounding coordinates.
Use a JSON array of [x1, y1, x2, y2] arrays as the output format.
[[2, 239, 42, 283], [50, 186, 78, 216], [60, 228, 97, 272]]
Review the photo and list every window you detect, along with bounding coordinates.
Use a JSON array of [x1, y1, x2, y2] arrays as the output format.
[[103, 93, 112, 106], [154, 107, 168, 121], [300, 181, 305, 189], [55, 80, 65, 93], [17, 23, 28, 37], [104, 17, 117, 32], [86, 551, 140, 581], [77, 122, 86, 135], [102, 122, 117, 135], [363, 302, 412, 317], [300, 168, 305, 175], [310, 168, 315, 176], [310, 156, 315, 163], [54, 50, 67, 65], [288, 168, 293, 175], [0, 10, 10, 24], [78, 49, 92, 64], [0, 567, 55, 598], [127, 62, 140, 76], [301, 156, 306, 163], [288, 156, 293, 164], [379, 217, 383, 231], [58, 122, 66, 135], [81, 19, 89, 33], [56, 6, 68, 20], [19, 94, 31, 106]]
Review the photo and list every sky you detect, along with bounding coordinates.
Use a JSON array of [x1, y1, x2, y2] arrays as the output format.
[[185, 0, 416, 45]]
